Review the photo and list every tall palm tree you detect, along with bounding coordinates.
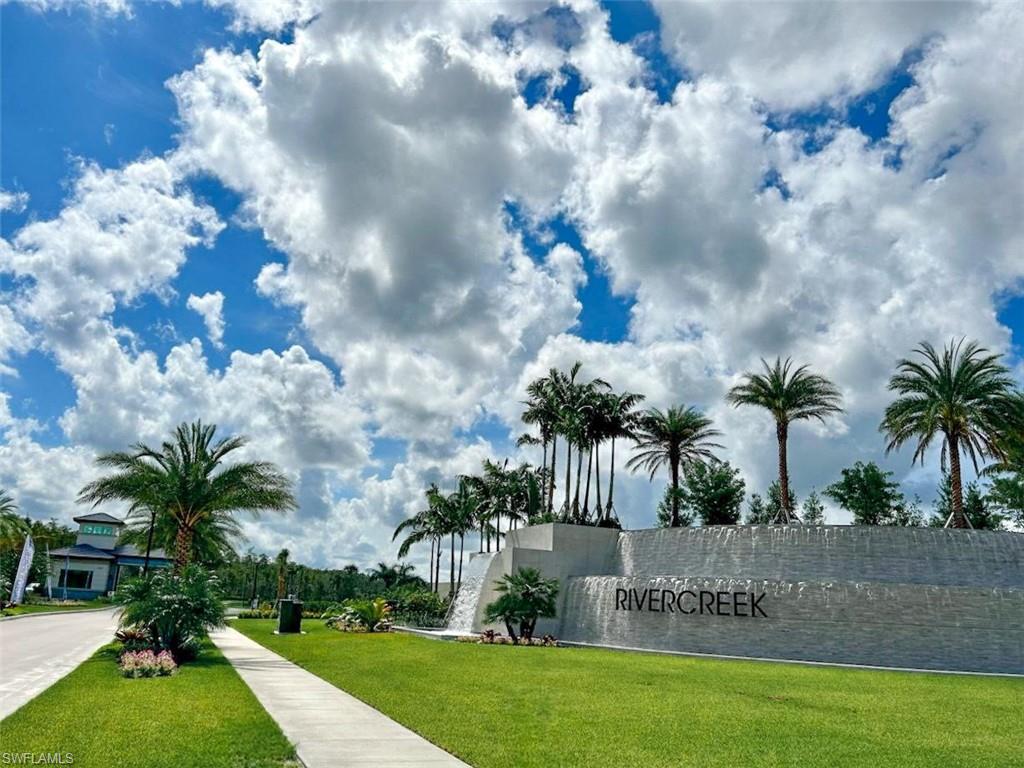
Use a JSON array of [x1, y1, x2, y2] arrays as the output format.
[[599, 391, 645, 523], [521, 374, 560, 515], [393, 485, 446, 591], [881, 339, 1018, 528], [78, 421, 297, 572], [727, 358, 843, 523], [627, 406, 723, 527]]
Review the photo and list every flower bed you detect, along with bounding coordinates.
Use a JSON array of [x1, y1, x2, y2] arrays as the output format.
[[119, 649, 177, 678]]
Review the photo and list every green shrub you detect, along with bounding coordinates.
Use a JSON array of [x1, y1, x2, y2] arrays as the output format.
[[388, 588, 447, 628], [483, 567, 558, 645], [115, 566, 225, 661], [324, 597, 391, 632]]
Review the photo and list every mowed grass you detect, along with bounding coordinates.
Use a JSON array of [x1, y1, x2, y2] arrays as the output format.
[[0, 641, 297, 768], [237, 620, 1024, 768], [1, 599, 109, 617]]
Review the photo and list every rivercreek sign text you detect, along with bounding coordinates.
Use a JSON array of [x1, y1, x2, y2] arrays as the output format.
[[614, 586, 768, 618]]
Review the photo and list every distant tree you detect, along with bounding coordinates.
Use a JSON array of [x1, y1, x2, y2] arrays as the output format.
[[824, 461, 904, 526], [656, 487, 694, 528], [988, 474, 1024, 528], [368, 562, 421, 590], [765, 481, 798, 523], [801, 489, 826, 524], [727, 358, 843, 522], [888, 496, 925, 527], [683, 460, 746, 525], [744, 493, 771, 524], [881, 339, 1017, 528], [984, 394, 1024, 527]]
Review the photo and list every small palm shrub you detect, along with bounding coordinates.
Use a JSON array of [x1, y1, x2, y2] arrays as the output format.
[[324, 597, 391, 632], [119, 649, 177, 678], [115, 566, 225, 661], [483, 567, 559, 645]]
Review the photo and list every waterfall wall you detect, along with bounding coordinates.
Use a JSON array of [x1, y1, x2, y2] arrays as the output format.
[[474, 524, 1023, 673]]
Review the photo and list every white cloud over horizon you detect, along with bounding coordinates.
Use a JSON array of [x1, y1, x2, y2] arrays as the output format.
[[1, 0, 1022, 572]]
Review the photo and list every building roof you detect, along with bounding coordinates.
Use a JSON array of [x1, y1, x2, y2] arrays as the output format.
[[113, 544, 171, 561], [49, 543, 171, 562], [72, 512, 125, 526], [49, 544, 117, 560]]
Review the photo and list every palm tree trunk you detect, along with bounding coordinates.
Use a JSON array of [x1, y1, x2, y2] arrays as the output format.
[[670, 460, 680, 528], [479, 524, 484, 553], [541, 438, 548, 511], [606, 437, 616, 521], [573, 444, 583, 515], [434, 537, 441, 592], [449, 533, 455, 593], [583, 445, 593, 520], [776, 421, 791, 524], [564, 439, 572, 514], [496, 510, 501, 552], [173, 525, 193, 574], [458, 534, 464, 589], [429, 538, 436, 593], [594, 440, 602, 518], [143, 508, 157, 576], [948, 434, 969, 529], [548, 434, 558, 516]]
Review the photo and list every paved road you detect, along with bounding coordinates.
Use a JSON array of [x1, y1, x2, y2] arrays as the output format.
[[211, 626, 469, 767], [0, 609, 119, 720]]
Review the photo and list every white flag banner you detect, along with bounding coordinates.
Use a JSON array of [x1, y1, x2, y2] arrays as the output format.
[[10, 534, 34, 605]]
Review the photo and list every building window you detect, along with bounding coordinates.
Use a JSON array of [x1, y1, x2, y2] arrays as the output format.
[[58, 569, 93, 589]]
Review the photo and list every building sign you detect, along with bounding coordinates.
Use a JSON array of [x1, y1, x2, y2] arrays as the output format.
[[614, 586, 767, 618], [81, 524, 115, 536], [10, 534, 34, 605]]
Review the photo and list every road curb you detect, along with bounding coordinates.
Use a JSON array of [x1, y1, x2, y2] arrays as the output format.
[[0, 606, 117, 622]]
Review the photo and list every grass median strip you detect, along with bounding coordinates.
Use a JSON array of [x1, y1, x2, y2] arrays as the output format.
[[235, 620, 1024, 768], [0, 640, 297, 768]]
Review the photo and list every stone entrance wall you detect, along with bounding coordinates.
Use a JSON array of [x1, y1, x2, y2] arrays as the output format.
[[472, 524, 1024, 674]]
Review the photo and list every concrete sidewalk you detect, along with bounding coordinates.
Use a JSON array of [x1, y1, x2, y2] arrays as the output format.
[[209, 626, 470, 768]]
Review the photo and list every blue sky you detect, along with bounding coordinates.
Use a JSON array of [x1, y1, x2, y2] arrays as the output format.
[[2, 0, 1021, 566]]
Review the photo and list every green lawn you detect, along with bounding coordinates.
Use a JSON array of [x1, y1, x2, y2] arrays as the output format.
[[1, 599, 109, 617], [0, 641, 297, 768], [236, 620, 1024, 768]]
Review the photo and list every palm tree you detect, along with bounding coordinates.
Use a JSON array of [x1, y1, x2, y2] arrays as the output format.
[[393, 485, 446, 592], [881, 339, 1018, 528], [0, 489, 27, 546], [727, 358, 843, 523], [521, 374, 561, 515], [598, 391, 645, 523], [627, 406, 723, 527], [445, 479, 479, 589], [368, 562, 419, 589], [78, 421, 297, 572]]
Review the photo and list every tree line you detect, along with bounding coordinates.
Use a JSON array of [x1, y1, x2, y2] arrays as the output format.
[[394, 338, 1023, 593]]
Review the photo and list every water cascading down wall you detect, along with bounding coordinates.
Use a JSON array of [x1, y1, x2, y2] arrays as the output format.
[[469, 524, 1023, 674]]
